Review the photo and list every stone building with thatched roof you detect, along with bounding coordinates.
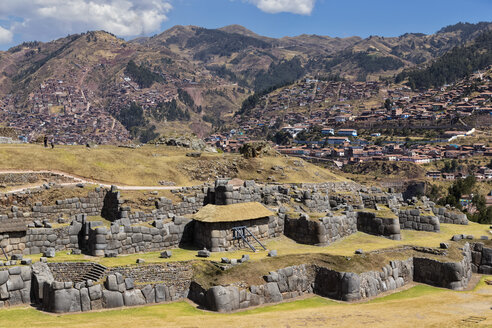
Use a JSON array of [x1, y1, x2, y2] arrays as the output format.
[[192, 202, 283, 252]]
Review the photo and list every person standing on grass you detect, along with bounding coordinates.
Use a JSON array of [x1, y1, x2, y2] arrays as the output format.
[[44, 135, 48, 148], [50, 138, 55, 149]]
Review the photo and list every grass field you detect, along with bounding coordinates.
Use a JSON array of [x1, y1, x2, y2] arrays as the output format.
[[25, 222, 491, 268], [0, 277, 490, 328], [0, 144, 345, 186]]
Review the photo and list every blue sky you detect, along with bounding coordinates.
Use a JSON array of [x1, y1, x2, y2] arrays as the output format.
[[0, 0, 491, 50], [166, 0, 492, 38]]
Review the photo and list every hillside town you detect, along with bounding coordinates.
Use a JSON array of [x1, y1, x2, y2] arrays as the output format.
[[206, 69, 492, 170]]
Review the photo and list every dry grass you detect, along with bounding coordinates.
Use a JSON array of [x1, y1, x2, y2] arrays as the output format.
[[357, 205, 398, 219], [0, 144, 345, 186]]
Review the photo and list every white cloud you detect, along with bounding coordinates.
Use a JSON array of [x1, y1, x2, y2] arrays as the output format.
[[0, 0, 172, 43], [0, 26, 13, 44], [247, 0, 316, 15]]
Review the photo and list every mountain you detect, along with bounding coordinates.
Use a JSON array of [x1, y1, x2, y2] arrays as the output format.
[[396, 29, 492, 89], [0, 21, 490, 144]]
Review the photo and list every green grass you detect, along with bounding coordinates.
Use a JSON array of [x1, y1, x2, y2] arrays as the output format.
[[367, 285, 446, 303], [22, 222, 491, 268], [0, 278, 490, 328]]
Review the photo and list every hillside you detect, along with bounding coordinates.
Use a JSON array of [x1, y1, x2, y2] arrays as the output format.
[[396, 29, 492, 89], [0, 144, 347, 186], [0, 21, 490, 144]]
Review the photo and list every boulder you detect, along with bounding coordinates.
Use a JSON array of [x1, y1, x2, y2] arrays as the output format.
[[43, 248, 56, 258], [104, 274, 119, 291], [155, 284, 167, 303], [52, 288, 82, 313], [160, 251, 172, 259], [197, 249, 211, 258], [0, 270, 9, 285], [102, 290, 124, 308], [341, 273, 361, 301], [32, 262, 55, 301], [7, 275, 24, 292], [141, 285, 155, 303], [80, 288, 91, 312], [264, 282, 282, 303], [88, 284, 102, 300], [123, 289, 146, 306], [124, 278, 134, 290]]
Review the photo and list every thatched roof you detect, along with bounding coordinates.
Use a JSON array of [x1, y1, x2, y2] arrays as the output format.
[[193, 202, 274, 223], [0, 219, 28, 233]]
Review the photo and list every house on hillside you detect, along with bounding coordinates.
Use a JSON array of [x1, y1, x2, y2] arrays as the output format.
[[337, 129, 358, 137]]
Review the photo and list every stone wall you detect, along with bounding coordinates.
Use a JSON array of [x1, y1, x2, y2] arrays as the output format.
[[42, 268, 191, 313], [283, 213, 357, 246], [109, 187, 206, 225], [398, 209, 440, 232], [470, 242, 492, 274], [0, 187, 107, 223], [24, 220, 82, 255], [1, 222, 82, 257], [47, 262, 97, 282], [190, 264, 314, 312], [193, 216, 281, 252], [314, 258, 413, 301], [109, 263, 193, 300], [360, 192, 399, 209], [358, 258, 414, 298], [413, 243, 472, 290], [431, 206, 468, 225], [0, 266, 32, 307], [88, 217, 193, 257], [0, 231, 27, 257], [356, 211, 401, 240]]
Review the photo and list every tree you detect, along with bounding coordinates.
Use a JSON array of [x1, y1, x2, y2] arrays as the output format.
[[272, 130, 292, 145], [384, 98, 393, 111]]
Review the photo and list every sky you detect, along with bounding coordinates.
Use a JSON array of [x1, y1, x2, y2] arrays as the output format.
[[0, 0, 491, 50]]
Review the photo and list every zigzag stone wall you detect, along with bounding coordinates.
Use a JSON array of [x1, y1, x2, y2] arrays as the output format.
[[283, 213, 357, 246]]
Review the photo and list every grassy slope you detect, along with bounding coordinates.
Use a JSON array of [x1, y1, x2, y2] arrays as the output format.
[[0, 277, 490, 328], [0, 144, 345, 186]]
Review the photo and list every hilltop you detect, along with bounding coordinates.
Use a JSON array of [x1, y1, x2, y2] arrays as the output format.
[[0, 21, 490, 144]]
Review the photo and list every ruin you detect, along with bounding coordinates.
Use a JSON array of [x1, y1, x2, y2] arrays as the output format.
[[0, 177, 488, 314]]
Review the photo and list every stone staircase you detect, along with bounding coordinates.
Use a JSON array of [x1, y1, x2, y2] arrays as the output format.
[[74, 263, 108, 283]]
